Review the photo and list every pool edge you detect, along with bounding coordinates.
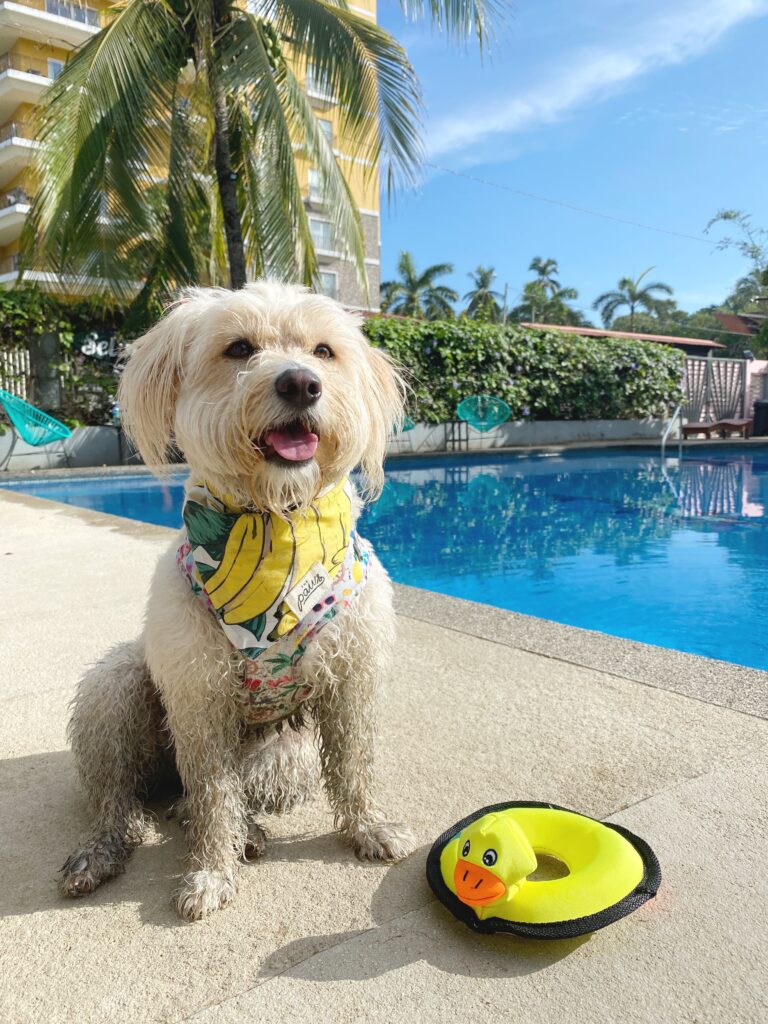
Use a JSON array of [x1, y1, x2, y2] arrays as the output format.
[[393, 584, 768, 721], [2, 486, 766, 722]]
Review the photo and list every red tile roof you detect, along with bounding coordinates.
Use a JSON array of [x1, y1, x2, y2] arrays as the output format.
[[522, 322, 724, 350], [713, 312, 767, 336]]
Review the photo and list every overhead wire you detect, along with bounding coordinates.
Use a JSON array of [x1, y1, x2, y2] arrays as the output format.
[[426, 162, 716, 246]]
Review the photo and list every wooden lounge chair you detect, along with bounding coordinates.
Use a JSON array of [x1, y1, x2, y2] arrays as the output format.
[[682, 418, 753, 440], [682, 421, 722, 439], [717, 418, 752, 438]]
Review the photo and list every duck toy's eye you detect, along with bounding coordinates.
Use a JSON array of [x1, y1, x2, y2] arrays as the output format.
[[482, 849, 498, 867], [461, 839, 470, 857]]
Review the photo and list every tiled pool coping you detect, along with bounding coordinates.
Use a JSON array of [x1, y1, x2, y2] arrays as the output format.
[[2, 435, 768, 484], [2, 484, 765, 722]]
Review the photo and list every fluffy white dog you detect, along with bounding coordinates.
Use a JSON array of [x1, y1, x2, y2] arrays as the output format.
[[61, 282, 415, 921]]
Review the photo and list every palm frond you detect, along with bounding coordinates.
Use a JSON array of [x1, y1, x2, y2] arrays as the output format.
[[26, 0, 187, 295], [396, 0, 504, 50], [272, 0, 424, 195], [220, 12, 367, 290]]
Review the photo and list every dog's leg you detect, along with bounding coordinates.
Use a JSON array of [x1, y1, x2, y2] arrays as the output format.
[[307, 563, 415, 862], [62, 639, 161, 897], [157, 663, 247, 920], [242, 724, 318, 816], [145, 554, 249, 921]]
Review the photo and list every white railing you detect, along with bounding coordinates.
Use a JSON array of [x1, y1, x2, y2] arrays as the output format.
[[44, 0, 100, 27]]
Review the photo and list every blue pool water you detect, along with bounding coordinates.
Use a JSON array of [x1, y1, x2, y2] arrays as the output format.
[[4, 447, 768, 669]]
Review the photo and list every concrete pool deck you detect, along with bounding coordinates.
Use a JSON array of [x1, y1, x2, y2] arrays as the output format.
[[1, 488, 767, 1024]]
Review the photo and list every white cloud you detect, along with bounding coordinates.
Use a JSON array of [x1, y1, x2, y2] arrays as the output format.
[[428, 0, 768, 157]]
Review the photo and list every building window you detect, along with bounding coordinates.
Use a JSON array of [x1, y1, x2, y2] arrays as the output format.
[[306, 63, 334, 102], [308, 168, 325, 204], [309, 217, 335, 252], [47, 59, 64, 80], [318, 118, 333, 145], [318, 271, 338, 300]]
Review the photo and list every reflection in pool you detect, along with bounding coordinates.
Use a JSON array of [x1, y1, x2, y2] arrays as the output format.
[[4, 446, 768, 668]]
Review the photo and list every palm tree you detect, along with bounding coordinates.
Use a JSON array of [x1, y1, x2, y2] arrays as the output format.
[[463, 265, 503, 321], [509, 280, 588, 326], [723, 268, 768, 311], [380, 251, 457, 319], [593, 268, 673, 330], [24, 0, 499, 316], [528, 257, 560, 298]]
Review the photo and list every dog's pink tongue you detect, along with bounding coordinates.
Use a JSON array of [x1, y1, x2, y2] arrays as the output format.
[[266, 428, 319, 461]]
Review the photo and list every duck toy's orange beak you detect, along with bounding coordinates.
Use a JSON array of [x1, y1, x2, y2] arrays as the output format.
[[453, 858, 507, 906]]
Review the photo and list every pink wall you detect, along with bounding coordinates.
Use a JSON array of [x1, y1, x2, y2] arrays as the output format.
[[746, 360, 768, 416]]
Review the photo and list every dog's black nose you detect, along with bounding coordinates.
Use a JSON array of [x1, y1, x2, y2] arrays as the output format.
[[274, 368, 322, 408]]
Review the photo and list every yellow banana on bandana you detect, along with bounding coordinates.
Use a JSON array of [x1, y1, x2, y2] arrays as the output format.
[[177, 478, 369, 696]]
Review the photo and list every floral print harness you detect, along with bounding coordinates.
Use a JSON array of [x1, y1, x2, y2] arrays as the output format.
[[178, 477, 370, 726]]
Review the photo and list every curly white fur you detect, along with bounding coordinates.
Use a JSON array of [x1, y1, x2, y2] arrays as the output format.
[[62, 282, 415, 921]]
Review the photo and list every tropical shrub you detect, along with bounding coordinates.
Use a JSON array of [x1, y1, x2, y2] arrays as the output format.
[[365, 317, 685, 423], [0, 288, 127, 425]]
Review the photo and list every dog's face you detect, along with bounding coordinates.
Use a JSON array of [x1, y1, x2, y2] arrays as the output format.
[[118, 282, 405, 511]]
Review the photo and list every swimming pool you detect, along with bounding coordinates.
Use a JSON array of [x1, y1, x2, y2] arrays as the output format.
[[4, 447, 768, 670]]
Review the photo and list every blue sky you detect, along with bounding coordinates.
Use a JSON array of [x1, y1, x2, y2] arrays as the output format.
[[377, 0, 768, 320]]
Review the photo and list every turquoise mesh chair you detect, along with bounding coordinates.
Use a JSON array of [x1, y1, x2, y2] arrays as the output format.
[[0, 388, 71, 470], [457, 395, 511, 433], [390, 413, 416, 452]]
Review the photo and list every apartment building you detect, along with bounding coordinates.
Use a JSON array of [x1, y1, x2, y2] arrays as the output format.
[[0, 0, 381, 309], [0, 0, 104, 286]]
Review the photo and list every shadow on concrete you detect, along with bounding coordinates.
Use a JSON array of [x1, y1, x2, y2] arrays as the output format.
[[1, 750, 587, 978], [0, 750, 418, 929], [258, 844, 588, 982], [0, 750, 188, 927]]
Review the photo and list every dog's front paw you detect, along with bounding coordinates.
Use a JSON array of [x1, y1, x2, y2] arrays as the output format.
[[348, 820, 416, 863], [173, 869, 237, 921], [60, 832, 134, 898]]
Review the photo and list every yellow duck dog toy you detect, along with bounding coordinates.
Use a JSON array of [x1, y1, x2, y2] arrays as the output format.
[[427, 802, 661, 939]]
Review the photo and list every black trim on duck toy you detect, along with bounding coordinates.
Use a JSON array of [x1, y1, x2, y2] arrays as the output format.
[[426, 801, 661, 940]]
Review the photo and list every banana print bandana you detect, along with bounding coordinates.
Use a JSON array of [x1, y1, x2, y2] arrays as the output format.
[[177, 477, 370, 726]]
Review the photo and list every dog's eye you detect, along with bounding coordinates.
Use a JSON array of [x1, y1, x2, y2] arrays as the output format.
[[223, 338, 257, 359], [313, 343, 334, 360]]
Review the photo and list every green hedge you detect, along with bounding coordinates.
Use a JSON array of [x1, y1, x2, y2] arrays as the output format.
[[365, 317, 685, 424]]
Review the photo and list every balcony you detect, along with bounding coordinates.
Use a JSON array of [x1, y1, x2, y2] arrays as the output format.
[[0, 185, 30, 245], [0, 52, 52, 118], [0, 116, 36, 186], [305, 64, 337, 108], [0, 0, 102, 50]]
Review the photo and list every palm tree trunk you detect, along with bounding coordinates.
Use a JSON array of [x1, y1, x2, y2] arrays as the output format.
[[629, 303, 635, 332], [209, 0, 247, 289]]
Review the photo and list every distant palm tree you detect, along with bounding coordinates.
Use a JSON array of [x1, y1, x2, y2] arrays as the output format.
[[463, 265, 503, 321], [528, 257, 560, 298], [509, 280, 588, 326], [723, 268, 768, 311], [593, 268, 673, 330], [380, 251, 458, 319]]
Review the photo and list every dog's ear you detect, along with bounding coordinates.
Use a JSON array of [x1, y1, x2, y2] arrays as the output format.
[[118, 303, 191, 467], [359, 344, 407, 499]]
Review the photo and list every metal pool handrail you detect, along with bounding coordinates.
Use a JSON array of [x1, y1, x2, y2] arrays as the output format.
[[661, 403, 683, 459]]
